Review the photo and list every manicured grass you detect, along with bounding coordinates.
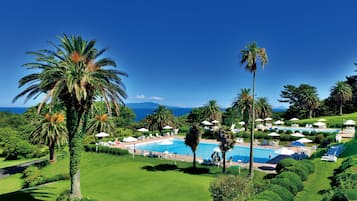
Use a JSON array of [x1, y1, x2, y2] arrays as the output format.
[[0, 173, 23, 194], [294, 159, 342, 201], [296, 112, 357, 127]]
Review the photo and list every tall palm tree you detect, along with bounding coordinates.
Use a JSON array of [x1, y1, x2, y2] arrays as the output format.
[[218, 129, 235, 173], [31, 113, 67, 162], [86, 113, 114, 135], [240, 42, 268, 179], [255, 97, 272, 119], [146, 105, 175, 134], [13, 34, 127, 199], [184, 124, 201, 169], [232, 88, 252, 131], [205, 100, 222, 122], [301, 87, 319, 118], [330, 81, 353, 115]]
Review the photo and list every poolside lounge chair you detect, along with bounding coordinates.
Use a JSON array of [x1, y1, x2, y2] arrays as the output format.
[[321, 144, 344, 162], [321, 155, 337, 162]]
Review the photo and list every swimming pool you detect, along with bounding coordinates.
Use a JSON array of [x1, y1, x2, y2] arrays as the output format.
[[135, 138, 278, 163], [274, 126, 339, 134]]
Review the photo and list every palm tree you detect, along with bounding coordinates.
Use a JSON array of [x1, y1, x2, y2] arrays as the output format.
[[240, 41, 268, 179], [31, 113, 67, 162], [146, 105, 175, 134], [13, 34, 127, 199], [232, 88, 252, 131], [86, 113, 114, 135], [217, 129, 235, 173], [184, 124, 201, 169], [255, 97, 272, 118], [205, 100, 222, 122], [301, 87, 319, 118], [330, 81, 353, 115]]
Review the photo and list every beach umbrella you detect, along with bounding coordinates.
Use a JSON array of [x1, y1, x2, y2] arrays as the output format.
[[238, 121, 245, 125], [273, 120, 284, 125], [123, 136, 138, 142], [163, 125, 173, 129], [267, 132, 280, 137], [212, 120, 220, 124], [201, 120, 213, 126], [291, 133, 305, 137], [264, 117, 272, 121], [95, 132, 110, 137], [344, 120, 356, 126], [137, 128, 149, 132], [255, 118, 263, 122], [297, 138, 313, 143], [289, 141, 305, 147], [313, 121, 326, 127], [274, 147, 295, 155], [290, 118, 299, 121]]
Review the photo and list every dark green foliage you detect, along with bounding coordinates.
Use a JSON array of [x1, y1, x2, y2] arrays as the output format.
[[22, 165, 70, 188], [276, 171, 303, 191], [2, 135, 45, 160], [276, 158, 296, 173], [284, 164, 309, 181], [209, 175, 254, 201], [286, 130, 293, 134], [255, 190, 283, 201], [331, 191, 349, 201], [300, 159, 315, 173], [83, 144, 129, 156], [270, 178, 298, 195], [344, 189, 357, 200], [264, 184, 294, 201]]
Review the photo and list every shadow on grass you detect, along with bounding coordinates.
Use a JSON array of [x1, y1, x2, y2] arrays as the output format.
[[0, 186, 57, 201], [142, 164, 210, 175]]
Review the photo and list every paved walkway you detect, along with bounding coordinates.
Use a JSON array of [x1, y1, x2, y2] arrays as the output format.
[[0, 159, 47, 179]]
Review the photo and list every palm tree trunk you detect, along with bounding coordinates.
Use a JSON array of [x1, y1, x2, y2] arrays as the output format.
[[222, 151, 226, 173], [249, 71, 256, 179], [339, 103, 343, 116], [49, 143, 56, 162], [193, 152, 196, 169], [309, 110, 313, 119]]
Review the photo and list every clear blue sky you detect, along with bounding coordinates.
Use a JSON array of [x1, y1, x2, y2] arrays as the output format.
[[1, 0, 357, 108]]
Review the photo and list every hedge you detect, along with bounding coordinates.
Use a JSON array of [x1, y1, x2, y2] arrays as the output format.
[[270, 178, 298, 195], [276, 171, 303, 191], [22, 165, 69, 188], [300, 159, 315, 173], [255, 190, 283, 201], [83, 144, 129, 156], [264, 184, 294, 201], [284, 164, 309, 181], [276, 158, 296, 173]]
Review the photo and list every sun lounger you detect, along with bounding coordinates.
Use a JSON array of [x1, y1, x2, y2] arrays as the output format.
[[321, 155, 337, 162]]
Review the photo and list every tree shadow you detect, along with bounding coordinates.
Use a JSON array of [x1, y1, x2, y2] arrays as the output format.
[[0, 186, 57, 201], [142, 164, 210, 175]]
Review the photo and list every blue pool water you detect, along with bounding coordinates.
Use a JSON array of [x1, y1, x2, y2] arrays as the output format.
[[135, 138, 278, 163]]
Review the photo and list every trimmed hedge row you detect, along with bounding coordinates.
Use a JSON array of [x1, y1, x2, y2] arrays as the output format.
[[83, 144, 129, 156], [22, 166, 70, 188]]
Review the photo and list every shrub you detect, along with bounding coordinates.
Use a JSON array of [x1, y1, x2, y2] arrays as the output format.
[[22, 166, 43, 188], [284, 164, 309, 181], [270, 178, 298, 195], [276, 158, 296, 173], [344, 189, 357, 200], [264, 184, 294, 201], [83, 144, 129, 156], [209, 175, 254, 201], [278, 130, 285, 134], [255, 190, 283, 201], [285, 130, 293, 134], [331, 191, 349, 201], [302, 131, 310, 135], [276, 171, 303, 191], [300, 160, 315, 173], [3, 136, 37, 160]]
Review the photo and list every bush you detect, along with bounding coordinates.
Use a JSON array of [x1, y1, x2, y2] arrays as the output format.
[[285, 130, 293, 134], [276, 158, 296, 173], [270, 178, 298, 195], [300, 160, 315, 173], [255, 190, 283, 201], [22, 166, 43, 188], [2, 136, 38, 160], [264, 184, 294, 201], [209, 175, 254, 201], [344, 189, 357, 200], [83, 144, 129, 156], [331, 191, 349, 201], [276, 171, 303, 191], [284, 164, 309, 181]]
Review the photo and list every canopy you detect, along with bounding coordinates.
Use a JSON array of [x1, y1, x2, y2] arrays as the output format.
[[267, 132, 280, 137], [201, 120, 213, 126], [291, 133, 305, 137], [264, 117, 273, 121], [313, 122, 326, 127], [238, 121, 245, 125], [273, 120, 284, 125], [95, 132, 110, 137], [255, 118, 264, 122], [297, 138, 313, 143], [123, 136, 138, 142], [163, 125, 173, 129], [274, 147, 295, 155], [211, 120, 220, 124], [289, 141, 305, 147], [344, 119, 356, 126], [137, 128, 149, 132], [290, 118, 299, 121]]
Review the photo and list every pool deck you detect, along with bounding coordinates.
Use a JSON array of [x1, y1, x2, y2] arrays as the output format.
[[111, 135, 282, 173]]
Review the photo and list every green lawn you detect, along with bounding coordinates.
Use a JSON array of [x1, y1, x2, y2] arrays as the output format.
[[295, 112, 357, 127], [0, 173, 23, 194], [1, 152, 265, 201]]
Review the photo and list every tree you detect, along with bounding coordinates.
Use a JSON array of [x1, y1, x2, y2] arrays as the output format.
[[240, 42, 268, 179], [31, 113, 67, 162], [330, 81, 353, 115], [184, 124, 201, 169], [204, 100, 222, 122], [146, 105, 175, 134], [86, 114, 114, 135], [187, 107, 207, 124], [13, 34, 127, 199], [232, 88, 252, 132], [255, 97, 272, 119], [217, 129, 235, 173]]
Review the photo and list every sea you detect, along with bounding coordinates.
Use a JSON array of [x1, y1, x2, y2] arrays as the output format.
[[0, 107, 192, 122]]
